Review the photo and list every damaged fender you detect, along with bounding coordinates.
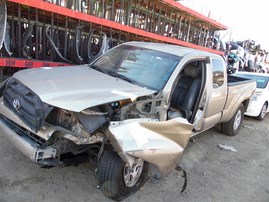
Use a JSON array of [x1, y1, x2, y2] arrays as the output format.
[[107, 117, 193, 175]]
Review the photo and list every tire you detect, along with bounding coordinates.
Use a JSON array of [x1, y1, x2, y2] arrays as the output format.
[[257, 103, 267, 120], [221, 104, 244, 136], [97, 150, 149, 201]]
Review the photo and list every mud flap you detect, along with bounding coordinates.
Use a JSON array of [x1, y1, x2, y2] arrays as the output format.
[[107, 117, 193, 175], [175, 165, 187, 193]]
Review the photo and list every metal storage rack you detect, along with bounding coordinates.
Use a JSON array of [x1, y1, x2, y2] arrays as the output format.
[[0, 0, 228, 80]]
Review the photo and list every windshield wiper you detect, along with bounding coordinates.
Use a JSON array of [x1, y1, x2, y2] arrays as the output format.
[[107, 71, 138, 86], [117, 75, 139, 85]]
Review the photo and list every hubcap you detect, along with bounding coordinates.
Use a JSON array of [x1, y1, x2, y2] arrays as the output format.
[[261, 105, 267, 119], [123, 158, 144, 187], [233, 109, 242, 131]]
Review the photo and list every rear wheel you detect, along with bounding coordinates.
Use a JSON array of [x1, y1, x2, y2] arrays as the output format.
[[97, 150, 148, 201], [221, 104, 244, 136], [257, 103, 267, 120]]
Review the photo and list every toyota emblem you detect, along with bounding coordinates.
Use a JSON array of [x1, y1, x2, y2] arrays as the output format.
[[13, 98, 21, 110]]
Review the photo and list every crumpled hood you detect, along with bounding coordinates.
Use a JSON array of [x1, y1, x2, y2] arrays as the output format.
[[13, 65, 156, 112]]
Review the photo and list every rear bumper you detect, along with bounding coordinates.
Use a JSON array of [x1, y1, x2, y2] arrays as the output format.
[[0, 116, 57, 163]]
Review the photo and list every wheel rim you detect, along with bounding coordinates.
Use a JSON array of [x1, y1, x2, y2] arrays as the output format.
[[123, 158, 144, 187], [260, 104, 267, 119], [233, 109, 242, 131]]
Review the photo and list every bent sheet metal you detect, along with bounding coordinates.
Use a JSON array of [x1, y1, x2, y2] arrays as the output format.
[[108, 117, 193, 175]]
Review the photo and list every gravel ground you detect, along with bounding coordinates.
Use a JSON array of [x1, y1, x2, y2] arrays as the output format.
[[0, 115, 268, 202]]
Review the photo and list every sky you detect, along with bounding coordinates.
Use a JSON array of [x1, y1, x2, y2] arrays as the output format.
[[180, 0, 269, 50]]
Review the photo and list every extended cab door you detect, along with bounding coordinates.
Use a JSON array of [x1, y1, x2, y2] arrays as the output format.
[[202, 57, 227, 130]]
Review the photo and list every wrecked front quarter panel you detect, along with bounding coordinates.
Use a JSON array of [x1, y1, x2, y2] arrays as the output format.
[[107, 118, 193, 175]]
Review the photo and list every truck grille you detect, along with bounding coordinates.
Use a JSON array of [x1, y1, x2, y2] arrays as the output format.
[[3, 78, 53, 132]]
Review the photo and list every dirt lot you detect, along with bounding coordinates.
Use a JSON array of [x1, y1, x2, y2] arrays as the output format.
[[0, 115, 268, 202]]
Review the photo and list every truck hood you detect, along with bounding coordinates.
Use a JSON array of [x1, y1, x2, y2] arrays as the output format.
[[13, 65, 156, 112]]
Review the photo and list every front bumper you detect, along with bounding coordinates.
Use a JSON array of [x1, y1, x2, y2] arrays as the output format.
[[0, 116, 57, 163], [245, 101, 261, 117]]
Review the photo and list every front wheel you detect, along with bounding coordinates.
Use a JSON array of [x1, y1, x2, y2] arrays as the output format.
[[221, 104, 244, 136], [97, 150, 149, 201], [257, 103, 267, 120]]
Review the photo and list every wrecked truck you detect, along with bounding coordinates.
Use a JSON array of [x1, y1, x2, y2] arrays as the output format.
[[0, 42, 256, 200]]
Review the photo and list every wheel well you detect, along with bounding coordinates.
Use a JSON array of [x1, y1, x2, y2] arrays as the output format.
[[242, 99, 250, 111], [263, 102, 268, 115]]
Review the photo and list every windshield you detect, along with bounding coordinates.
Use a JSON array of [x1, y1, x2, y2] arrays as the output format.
[[90, 44, 181, 90], [234, 73, 269, 88]]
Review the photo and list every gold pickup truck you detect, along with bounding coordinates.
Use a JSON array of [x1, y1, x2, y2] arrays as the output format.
[[0, 42, 256, 201]]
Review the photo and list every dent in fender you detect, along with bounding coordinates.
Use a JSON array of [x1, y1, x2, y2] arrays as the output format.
[[107, 117, 193, 175]]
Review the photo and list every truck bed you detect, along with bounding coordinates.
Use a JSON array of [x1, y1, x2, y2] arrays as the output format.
[[220, 74, 256, 122], [227, 74, 255, 86]]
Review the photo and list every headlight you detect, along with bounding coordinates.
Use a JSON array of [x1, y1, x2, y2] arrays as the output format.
[[252, 92, 262, 101]]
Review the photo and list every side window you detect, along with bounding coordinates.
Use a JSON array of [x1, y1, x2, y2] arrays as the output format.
[[212, 59, 224, 88]]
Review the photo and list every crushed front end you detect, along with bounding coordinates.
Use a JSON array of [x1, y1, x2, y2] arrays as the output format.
[[0, 78, 109, 166]]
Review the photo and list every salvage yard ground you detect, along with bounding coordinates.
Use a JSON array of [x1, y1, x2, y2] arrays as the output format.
[[0, 116, 268, 202]]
